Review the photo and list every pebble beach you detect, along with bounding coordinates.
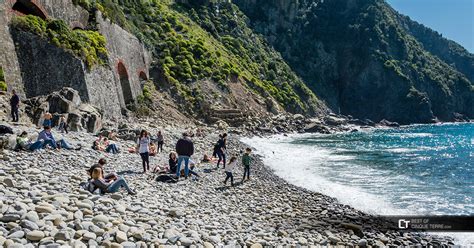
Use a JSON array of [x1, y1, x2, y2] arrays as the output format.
[[0, 122, 457, 247]]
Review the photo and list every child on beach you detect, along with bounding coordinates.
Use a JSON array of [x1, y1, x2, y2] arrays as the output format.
[[224, 156, 238, 186], [58, 115, 68, 134], [242, 148, 252, 182]]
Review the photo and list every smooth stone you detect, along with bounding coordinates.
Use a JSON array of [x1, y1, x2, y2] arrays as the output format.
[[92, 215, 109, 224], [179, 237, 193, 246], [3, 178, 15, 187], [7, 231, 25, 239], [358, 239, 368, 247], [203, 242, 214, 248], [26, 230, 45, 241], [250, 243, 263, 248], [54, 230, 71, 241], [35, 206, 54, 213], [20, 219, 39, 231], [76, 202, 92, 210], [120, 241, 136, 248], [82, 232, 97, 241], [116, 230, 127, 243], [329, 235, 342, 243], [24, 211, 39, 222]]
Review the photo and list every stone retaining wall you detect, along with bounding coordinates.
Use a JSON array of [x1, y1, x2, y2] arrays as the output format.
[[0, 0, 150, 119]]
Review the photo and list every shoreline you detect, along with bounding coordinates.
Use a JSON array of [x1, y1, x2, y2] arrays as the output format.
[[0, 121, 462, 247], [239, 124, 474, 247], [234, 137, 458, 247]]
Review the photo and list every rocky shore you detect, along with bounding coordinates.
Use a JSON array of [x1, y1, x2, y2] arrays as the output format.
[[0, 120, 457, 247]]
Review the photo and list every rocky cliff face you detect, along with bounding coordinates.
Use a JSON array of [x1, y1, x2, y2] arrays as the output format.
[[233, 0, 474, 124]]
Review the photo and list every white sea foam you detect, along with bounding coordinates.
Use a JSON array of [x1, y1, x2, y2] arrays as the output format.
[[241, 133, 474, 246]]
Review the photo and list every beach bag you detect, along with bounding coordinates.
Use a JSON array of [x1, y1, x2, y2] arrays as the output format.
[[155, 175, 178, 183], [79, 181, 96, 193], [0, 125, 13, 135]]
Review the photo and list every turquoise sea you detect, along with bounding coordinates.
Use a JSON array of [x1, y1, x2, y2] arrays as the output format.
[[243, 123, 473, 244]]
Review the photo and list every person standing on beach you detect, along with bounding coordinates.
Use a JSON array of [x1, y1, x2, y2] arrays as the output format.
[[224, 156, 238, 186], [242, 148, 252, 182], [42, 112, 52, 128], [156, 130, 164, 153], [175, 132, 194, 179], [58, 115, 68, 134], [10, 90, 19, 122], [137, 130, 151, 173], [216, 133, 227, 169], [212, 134, 222, 159]]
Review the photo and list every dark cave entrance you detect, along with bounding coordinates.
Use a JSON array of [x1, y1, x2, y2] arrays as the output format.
[[117, 62, 133, 106], [12, 0, 47, 19]]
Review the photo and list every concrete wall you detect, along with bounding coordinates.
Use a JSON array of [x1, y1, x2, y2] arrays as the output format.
[[0, 0, 150, 118], [12, 30, 89, 100], [84, 66, 122, 118], [96, 13, 151, 107], [11, 29, 121, 118], [0, 1, 24, 95], [0, 0, 89, 97]]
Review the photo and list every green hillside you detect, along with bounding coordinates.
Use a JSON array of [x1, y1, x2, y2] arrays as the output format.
[[233, 0, 474, 124], [73, 0, 325, 116]]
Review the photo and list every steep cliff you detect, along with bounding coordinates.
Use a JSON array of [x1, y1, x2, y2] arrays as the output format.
[[233, 0, 474, 124], [73, 0, 327, 118]]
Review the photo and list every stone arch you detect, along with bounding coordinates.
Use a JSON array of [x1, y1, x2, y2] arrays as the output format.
[[11, 0, 47, 19], [117, 61, 133, 105], [138, 71, 148, 81], [71, 21, 85, 30]]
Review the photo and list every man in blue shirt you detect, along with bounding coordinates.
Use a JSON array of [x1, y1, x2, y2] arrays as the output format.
[[37, 126, 79, 150]]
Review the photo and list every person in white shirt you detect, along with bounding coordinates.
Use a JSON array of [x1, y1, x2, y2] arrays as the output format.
[[224, 156, 238, 186], [137, 130, 151, 173]]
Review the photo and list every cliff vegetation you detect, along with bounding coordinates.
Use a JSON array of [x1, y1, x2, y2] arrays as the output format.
[[11, 15, 107, 69], [72, 0, 324, 115]]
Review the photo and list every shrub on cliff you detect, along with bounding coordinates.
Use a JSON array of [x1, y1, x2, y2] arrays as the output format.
[[11, 15, 107, 69], [0, 67, 6, 91], [71, 0, 324, 115]]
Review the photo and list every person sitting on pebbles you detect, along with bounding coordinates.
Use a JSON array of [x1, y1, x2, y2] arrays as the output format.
[[201, 154, 218, 163], [37, 126, 81, 150], [87, 158, 118, 181], [108, 130, 118, 141], [90, 167, 136, 195], [14, 131, 44, 152], [149, 143, 157, 156], [93, 137, 120, 154]]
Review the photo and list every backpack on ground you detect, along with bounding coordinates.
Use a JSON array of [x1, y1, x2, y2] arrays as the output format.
[[0, 125, 13, 135]]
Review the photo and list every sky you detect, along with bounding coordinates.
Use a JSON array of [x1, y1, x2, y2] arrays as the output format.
[[387, 0, 474, 53]]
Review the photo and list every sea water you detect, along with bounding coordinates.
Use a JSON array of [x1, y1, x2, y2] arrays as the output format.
[[242, 123, 474, 244]]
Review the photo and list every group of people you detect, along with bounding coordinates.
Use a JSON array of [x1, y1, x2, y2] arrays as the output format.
[[85, 158, 136, 195], [93, 134, 120, 154], [11, 117, 253, 196], [134, 130, 254, 186]]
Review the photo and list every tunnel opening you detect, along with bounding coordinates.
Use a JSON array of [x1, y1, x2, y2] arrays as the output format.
[[117, 62, 133, 106], [12, 0, 47, 19]]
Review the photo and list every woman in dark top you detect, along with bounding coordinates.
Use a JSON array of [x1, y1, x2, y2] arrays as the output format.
[[169, 151, 178, 174], [90, 168, 136, 195], [156, 131, 164, 153], [216, 133, 227, 169]]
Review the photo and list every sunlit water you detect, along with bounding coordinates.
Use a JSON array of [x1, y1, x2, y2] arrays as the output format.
[[242, 123, 474, 245]]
